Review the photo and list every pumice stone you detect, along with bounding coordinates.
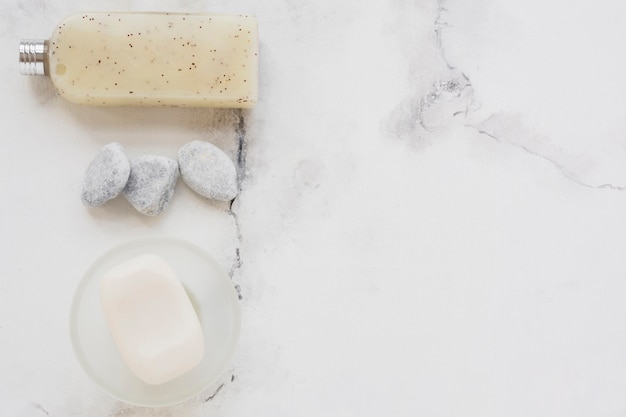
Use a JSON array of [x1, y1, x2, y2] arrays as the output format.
[[123, 155, 179, 216], [81, 142, 130, 207], [178, 140, 238, 201]]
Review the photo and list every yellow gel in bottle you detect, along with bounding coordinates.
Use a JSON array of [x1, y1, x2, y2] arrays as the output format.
[[19, 12, 258, 108]]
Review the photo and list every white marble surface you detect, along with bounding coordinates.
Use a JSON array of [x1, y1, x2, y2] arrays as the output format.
[[2, 0, 626, 415]]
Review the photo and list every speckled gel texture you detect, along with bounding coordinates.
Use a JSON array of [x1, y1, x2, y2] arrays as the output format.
[[48, 12, 258, 107], [81, 142, 130, 207], [178, 140, 238, 201], [123, 156, 179, 216]]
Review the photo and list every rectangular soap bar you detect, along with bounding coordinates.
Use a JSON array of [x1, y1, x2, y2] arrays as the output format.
[[100, 254, 205, 385], [48, 12, 258, 107]]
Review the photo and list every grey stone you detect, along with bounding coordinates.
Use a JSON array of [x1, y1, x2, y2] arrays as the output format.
[[81, 142, 131, 207], [178, 140, 238, 201], [123, 156, 179, 216]]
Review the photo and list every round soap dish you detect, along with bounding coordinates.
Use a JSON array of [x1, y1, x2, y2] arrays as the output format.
[[70, 237, 241, 407]]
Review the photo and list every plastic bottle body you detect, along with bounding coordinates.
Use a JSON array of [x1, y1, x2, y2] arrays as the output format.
[[28, 12, 258, 108]]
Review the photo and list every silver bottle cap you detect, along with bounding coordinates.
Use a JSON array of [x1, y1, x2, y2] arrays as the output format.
[[19, 39, 48, 76]]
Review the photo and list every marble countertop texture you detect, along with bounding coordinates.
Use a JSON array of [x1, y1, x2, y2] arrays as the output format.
[[2, 0, 626, 416]]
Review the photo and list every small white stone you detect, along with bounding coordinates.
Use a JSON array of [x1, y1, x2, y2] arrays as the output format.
[[178, 140, 238, 201], [81, 143, 130, 207], [123, 156, 179, 216]]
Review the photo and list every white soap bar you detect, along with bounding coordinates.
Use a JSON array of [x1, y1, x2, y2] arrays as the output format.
[[100, 254, 204, 385]]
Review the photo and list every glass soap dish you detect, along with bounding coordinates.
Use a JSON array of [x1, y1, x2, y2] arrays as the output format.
[[70, 237, 241, 406]]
